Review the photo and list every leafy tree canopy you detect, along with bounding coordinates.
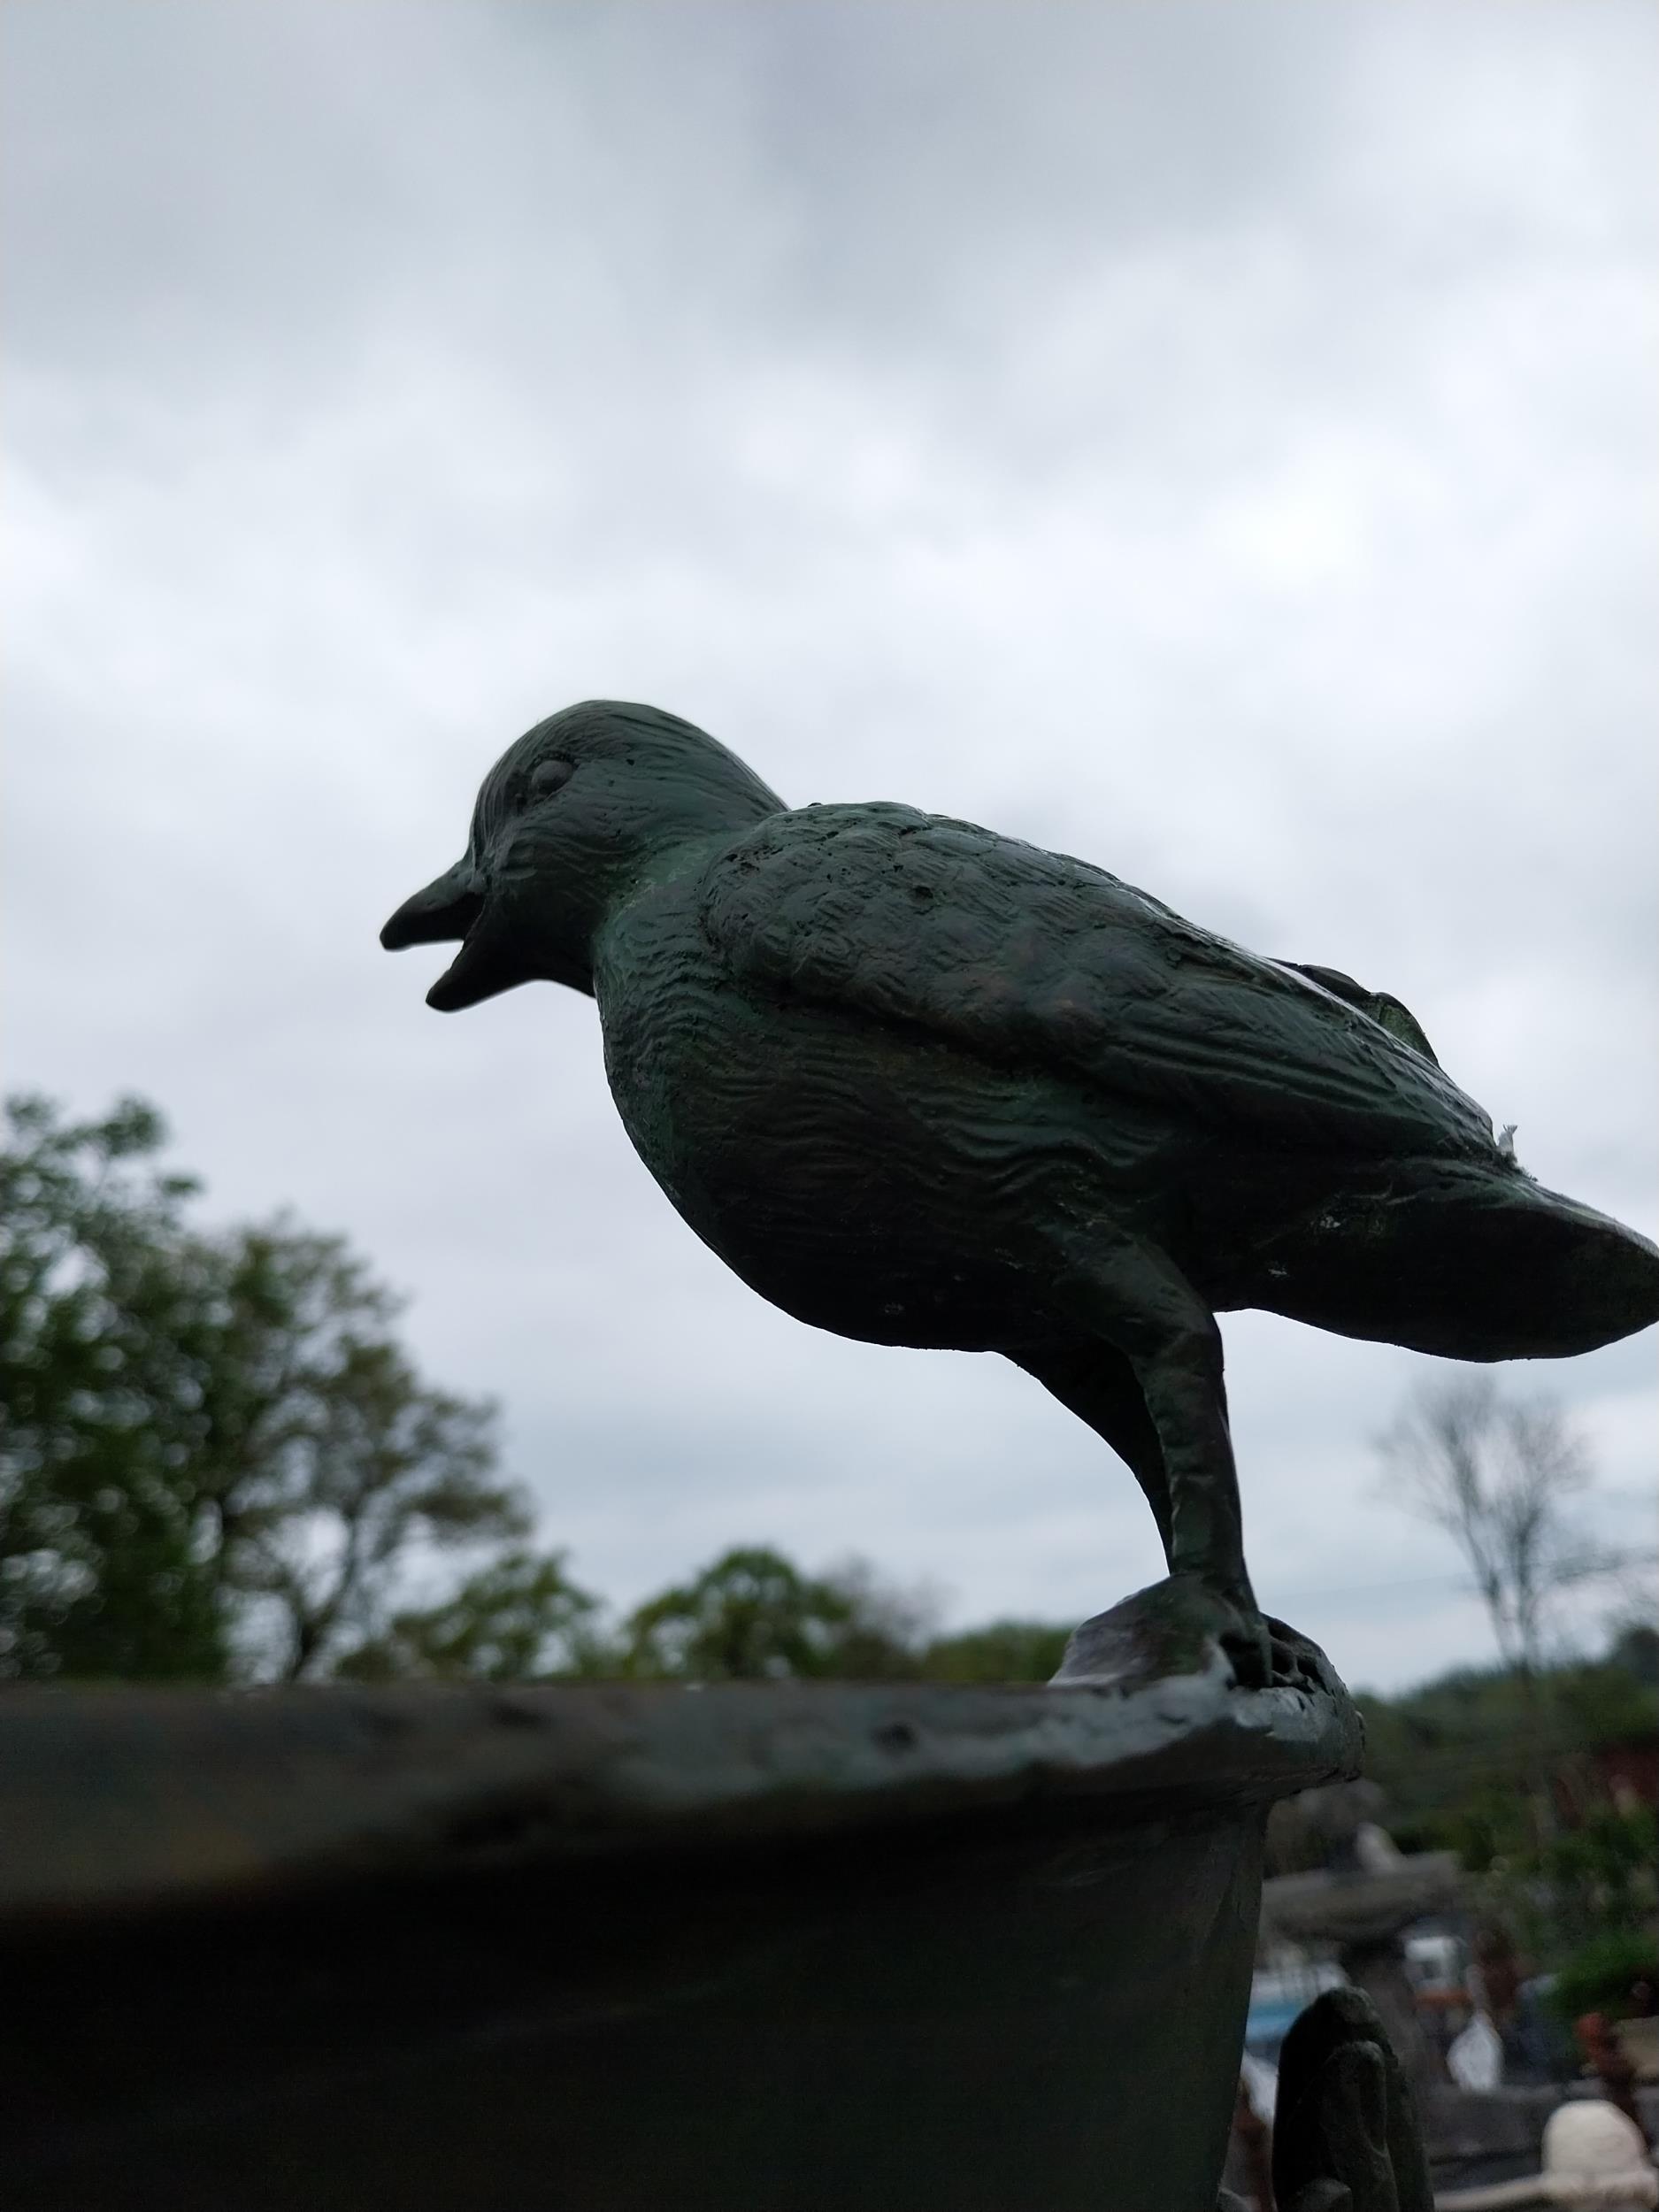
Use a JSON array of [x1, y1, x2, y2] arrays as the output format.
[[921, 1619, 1072, 1685], [622, 1545, 895, 1681], [335, 1548, 604, 1683], [1, 1094, 526, 1682]]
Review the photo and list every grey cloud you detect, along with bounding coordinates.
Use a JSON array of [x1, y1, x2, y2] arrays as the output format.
[[4, 0, 1654, 1691]]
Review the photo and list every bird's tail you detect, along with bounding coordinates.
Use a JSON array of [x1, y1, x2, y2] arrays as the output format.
[[1258, 1161, 1659, 1363]]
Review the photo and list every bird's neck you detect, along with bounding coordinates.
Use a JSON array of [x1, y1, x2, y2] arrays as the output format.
[[588, 827, 732, 1004]]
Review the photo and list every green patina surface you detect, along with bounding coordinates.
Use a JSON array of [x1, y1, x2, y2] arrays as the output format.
[[357, 696, 1658, 2206], [383, 699, 1659, 1683]]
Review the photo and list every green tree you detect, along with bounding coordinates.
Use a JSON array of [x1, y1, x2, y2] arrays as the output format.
[[920, 1619, 1071, 1684], [194, 1223, 526, 1680], [3, 1094, 226, 1678], [1355, 1653, 1659, 1861], [621, 1546, 1079, 1686], [1, 1094, 527, 1682], [1609, 1621, 1659, 1690], [623, 1545, 928, 1681], [1375, 1373, 1620, 1844], [335, 1548, 607, 1681]]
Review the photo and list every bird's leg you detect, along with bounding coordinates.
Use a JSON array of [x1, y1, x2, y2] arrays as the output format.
[[1047, 1234, 1269, 1687], [1004, 1339, 1173, 1555]]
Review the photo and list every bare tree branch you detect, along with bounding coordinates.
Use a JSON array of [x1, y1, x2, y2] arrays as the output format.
[[1376, 1374, 1593, 1678]]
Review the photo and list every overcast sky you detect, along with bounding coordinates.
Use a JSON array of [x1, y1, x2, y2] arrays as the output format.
[[4, 0, 1655, 1692]]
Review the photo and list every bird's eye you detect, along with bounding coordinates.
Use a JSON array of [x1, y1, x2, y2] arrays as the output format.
[[526, 757, 575, 803]]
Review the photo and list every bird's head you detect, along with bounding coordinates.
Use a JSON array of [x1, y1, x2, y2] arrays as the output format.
[[380, 700, 784, 1009]]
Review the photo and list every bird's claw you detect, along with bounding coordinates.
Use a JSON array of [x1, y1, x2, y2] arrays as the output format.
[[1215, 1597, 1273, 1692], [1066, 1572, 1274, 1689], [1222, 1601, 1340, 1694], [1133, 1571, 1273, 1686], [1162, 1574, 1335, 1692], [1051, 1576, 1341, 1696]]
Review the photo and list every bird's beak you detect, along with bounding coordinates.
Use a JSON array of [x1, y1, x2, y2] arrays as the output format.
[[380, 857, 483, 950], [380, 857, 532, 1012]]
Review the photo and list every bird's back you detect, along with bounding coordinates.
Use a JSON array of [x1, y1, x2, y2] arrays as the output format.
[[699, 802, 1505, 1169], [696, 803, 1659, 1357]]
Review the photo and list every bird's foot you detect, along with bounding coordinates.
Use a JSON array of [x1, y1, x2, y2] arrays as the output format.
[[1052, 1576, 1345, 1696], [1262, 1614, 1345, 1699], [1204, 1588, 1346, 1694], [1057, 1575, 1354, 1690], [1137, 1571, 1277, 1686], [1202, 1579, 1273, 1692], [1054, 1572, 1268, 1689]]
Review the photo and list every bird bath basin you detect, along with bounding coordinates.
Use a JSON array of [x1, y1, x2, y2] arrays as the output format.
[[3, 1591, 1358, 2212]]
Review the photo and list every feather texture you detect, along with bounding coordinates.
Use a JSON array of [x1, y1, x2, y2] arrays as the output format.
[[700, 803, 1500, 1165]]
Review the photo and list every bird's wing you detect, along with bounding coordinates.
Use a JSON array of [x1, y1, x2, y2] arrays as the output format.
[[698, 804, 1500, 1160]]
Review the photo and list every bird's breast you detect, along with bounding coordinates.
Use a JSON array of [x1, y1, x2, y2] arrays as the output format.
[[593, 946, 1111, 1347]]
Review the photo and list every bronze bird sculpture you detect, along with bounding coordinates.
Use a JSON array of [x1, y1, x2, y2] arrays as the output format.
[[383, 701, 1659, 1683]]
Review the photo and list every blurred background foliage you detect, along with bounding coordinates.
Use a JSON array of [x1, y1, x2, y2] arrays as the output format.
[[1356, 1639, 1659, 1868], [1, 1094, 521, 1683]]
